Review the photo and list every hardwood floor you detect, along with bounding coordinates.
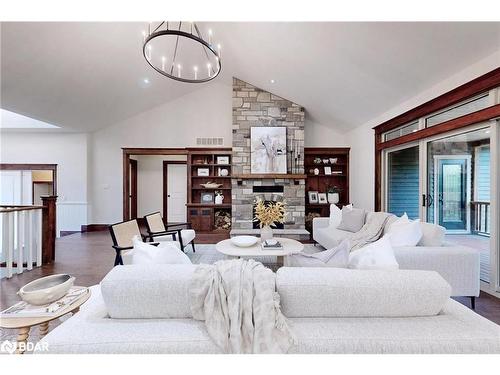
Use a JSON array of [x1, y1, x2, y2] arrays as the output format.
[[2, 231, 500, 326]]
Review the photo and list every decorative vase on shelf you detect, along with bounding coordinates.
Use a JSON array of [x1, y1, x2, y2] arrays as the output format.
[[328, 192, 340, 204], [260, 225, 273, 241], [215, 192, 224, 205]]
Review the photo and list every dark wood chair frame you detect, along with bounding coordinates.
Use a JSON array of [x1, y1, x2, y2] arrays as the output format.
[[143, 212, 196, 253], [108, 219, 159, 266]]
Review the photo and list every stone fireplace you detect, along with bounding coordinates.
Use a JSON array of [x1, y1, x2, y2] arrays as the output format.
[[230, 78, 308, 240]]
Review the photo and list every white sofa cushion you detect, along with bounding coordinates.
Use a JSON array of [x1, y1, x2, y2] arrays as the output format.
[[418, 222, 446, 246], [276, 268, 451, 318], [348, 235, 399, 270], [129, 236, 192, 265], [101, 264, 196, 319], [387, 216, 423, 247]]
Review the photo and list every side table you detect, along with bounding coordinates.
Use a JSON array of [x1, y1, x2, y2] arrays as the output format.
[[0, 287, 91, 354]]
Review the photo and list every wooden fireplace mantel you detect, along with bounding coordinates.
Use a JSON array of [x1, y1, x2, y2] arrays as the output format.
[[232, 173, 307, 179]]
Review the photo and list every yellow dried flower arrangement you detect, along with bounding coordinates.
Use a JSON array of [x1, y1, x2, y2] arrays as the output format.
[[253, 197, 286, 228]]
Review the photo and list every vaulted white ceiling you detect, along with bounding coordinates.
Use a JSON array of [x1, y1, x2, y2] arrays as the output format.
[[1, 22, 499, 132]]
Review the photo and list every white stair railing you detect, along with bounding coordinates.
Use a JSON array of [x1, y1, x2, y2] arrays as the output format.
[[1, 206, 43, 278]]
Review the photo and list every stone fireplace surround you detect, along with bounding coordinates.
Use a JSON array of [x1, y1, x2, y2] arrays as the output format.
[[230, 78, 309, 240]]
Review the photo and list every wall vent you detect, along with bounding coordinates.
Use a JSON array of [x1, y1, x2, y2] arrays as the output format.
[[196, 137, 224, 146]]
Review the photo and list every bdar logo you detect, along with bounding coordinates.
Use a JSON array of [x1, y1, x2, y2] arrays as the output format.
[[0, 340, 17, 354]]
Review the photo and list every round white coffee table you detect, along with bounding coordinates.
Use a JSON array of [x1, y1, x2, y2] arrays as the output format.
[[216, 238, 304, 267]]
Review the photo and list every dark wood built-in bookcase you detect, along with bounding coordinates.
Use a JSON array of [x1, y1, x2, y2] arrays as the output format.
[[187, 148, 232, 233], [304, 147, 350, 235]]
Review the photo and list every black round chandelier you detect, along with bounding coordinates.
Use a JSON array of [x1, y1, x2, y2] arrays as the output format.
[[142, 22, 222, 84]]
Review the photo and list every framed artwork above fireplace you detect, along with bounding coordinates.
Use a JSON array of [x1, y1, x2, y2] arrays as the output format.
[[250, 126, 287, 174]]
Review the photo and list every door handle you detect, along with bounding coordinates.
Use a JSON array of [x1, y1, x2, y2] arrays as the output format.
[[422, 194, 426, 207], [427, 194, 434, 207]]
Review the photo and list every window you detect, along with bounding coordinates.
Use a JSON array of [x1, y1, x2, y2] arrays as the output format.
[[425, 93, 489, 128], [382, 121, 419, 141]]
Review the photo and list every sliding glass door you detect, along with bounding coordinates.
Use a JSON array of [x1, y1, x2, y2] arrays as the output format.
[[425, 128, 491, 282], [384, 126, 493, 284]]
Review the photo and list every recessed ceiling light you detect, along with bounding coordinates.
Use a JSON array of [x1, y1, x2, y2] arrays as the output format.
[[270, 79, 275, 84], [485, 130, 490, 134], [139, 78, 151, 88]]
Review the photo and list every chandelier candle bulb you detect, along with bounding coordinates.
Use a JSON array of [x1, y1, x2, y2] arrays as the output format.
[[207, 63, 212, 78], [161, 56, 166, 71], [208, 29, 213, 45], [147, 45, 152, 60], [177, 64, 182, 78], [217, 44, 221, 58], [142, 30, 146, 42], [194, 66, 198, 80]]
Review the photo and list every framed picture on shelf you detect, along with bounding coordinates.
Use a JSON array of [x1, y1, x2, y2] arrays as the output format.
[[216, 156, 230, 165], [318, 193, 328, 204], [308, 191, 319, 204], [201, 192, 214, 204], [324, 166, 332, 175], [197, 168, 210, 176]]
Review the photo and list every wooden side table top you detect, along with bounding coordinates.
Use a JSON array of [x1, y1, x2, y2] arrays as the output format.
[[0, 287, 91, 329]]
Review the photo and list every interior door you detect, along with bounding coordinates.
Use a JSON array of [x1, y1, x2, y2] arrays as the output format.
[[436, 158, 468, 231], [165, 163, 187, 222]]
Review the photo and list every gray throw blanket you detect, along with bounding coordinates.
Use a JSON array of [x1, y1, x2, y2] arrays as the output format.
[[189, 259, 296, 354], [348, 212, 391, 251]]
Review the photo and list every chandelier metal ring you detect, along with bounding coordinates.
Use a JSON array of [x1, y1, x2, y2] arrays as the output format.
[[142, 23, 222, 84]]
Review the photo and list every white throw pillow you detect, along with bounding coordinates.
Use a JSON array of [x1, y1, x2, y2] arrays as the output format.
[[388, 214, 423, 247], [130, 236, 192, 265], [348, 235, 399, 270], [328, 204, 342, 228], [329, 204, 353, 228], [418, 222, 445, 246]]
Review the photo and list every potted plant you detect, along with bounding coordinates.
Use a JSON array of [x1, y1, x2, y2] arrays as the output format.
[[253, 198, 286, 241], [327, 186, 340, 204]]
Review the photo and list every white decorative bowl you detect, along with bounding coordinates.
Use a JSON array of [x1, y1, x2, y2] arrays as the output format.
[[18, 274, 75, 305], [230, 236, 259, 247]]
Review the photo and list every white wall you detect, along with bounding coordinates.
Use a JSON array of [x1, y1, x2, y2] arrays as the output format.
[[345, 50, 500, 211], [305, 119, 348, 147], [0, 132, 89, 234]]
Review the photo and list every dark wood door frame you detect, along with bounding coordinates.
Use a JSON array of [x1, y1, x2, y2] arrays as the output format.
[[129, 159, 138, 219], [0, 163, 57, 198], [122, 148, 188, 221], [372, 67, 500, 211], [163, 160, 187, 220]]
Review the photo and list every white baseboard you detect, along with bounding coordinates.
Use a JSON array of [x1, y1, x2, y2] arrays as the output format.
[[480, 280, 500, 298]]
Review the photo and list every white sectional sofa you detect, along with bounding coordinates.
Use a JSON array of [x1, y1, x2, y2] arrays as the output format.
[[38, 264, 500, 354], [313, 212, 480, 303]]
